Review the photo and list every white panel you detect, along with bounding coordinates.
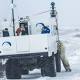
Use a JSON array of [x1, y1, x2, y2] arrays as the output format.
[[29, 34, 48, 53], [48, 35, 57, 55], [16, 36, 29, 52]]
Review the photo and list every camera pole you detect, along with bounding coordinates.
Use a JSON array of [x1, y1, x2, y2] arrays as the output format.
[[51, 2, 60, 42], [11, 0, 15, 36]]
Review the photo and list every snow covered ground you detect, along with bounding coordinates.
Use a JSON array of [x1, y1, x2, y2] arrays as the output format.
[[1, 26, 80, 80]]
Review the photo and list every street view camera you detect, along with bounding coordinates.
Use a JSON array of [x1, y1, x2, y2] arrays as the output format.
[[51, 2, 56, 17]]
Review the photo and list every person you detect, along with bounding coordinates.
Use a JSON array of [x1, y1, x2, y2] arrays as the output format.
[[21, 26, 26, 35], [36, 23, 50, 34], [16, 25, 27, 36], [2, 28, 9, 37], [16, 27, 21, 36], [24, 26, 28, 35], [58, 40, 71, 72]]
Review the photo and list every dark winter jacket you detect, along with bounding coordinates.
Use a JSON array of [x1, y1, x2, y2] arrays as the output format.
[[3, 30, 9, 37], [21, 30, 26, 35], [24, 27, 28, 35]]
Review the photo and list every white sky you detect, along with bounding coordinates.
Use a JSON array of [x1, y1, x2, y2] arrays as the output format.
[[0, 0, 80, 27]]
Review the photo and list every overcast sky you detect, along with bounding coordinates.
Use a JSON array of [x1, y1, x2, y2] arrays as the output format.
[[0, 0, 80, 27]]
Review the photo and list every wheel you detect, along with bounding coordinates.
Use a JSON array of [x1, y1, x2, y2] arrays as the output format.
[[41, 67, 45, 77], [41, 54, 56, 77], [55, 50, 61, 72], [6, 59, 21, 79]]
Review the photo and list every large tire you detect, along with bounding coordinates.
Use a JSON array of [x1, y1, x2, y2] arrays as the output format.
[[55, 50, 61, 72], [41, 54, 56, 77], [6, 59, 21, 79], [41, 67, 45, 77]]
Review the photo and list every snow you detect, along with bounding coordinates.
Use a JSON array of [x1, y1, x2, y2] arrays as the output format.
[[1, 26, 80, 80]]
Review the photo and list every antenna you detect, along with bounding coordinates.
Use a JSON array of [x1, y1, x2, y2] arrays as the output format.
[[11, 0, 15, 36]]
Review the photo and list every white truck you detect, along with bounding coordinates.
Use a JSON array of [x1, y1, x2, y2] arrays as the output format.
[[0, 2, 61, 79]]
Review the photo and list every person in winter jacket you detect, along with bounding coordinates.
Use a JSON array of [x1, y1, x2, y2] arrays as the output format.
[[16, 26, 27, 36], [2, 28, 9, 37], [58, 40, 71, 72], [16, 27, 21, 36], [21, 27, 26, 35], [36, 23, 50, 34]]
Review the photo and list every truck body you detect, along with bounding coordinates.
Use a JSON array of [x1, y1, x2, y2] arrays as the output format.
[[0, 2, 61, 79], [0, 32, 59, 79], [0, 34, 57, 58]]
